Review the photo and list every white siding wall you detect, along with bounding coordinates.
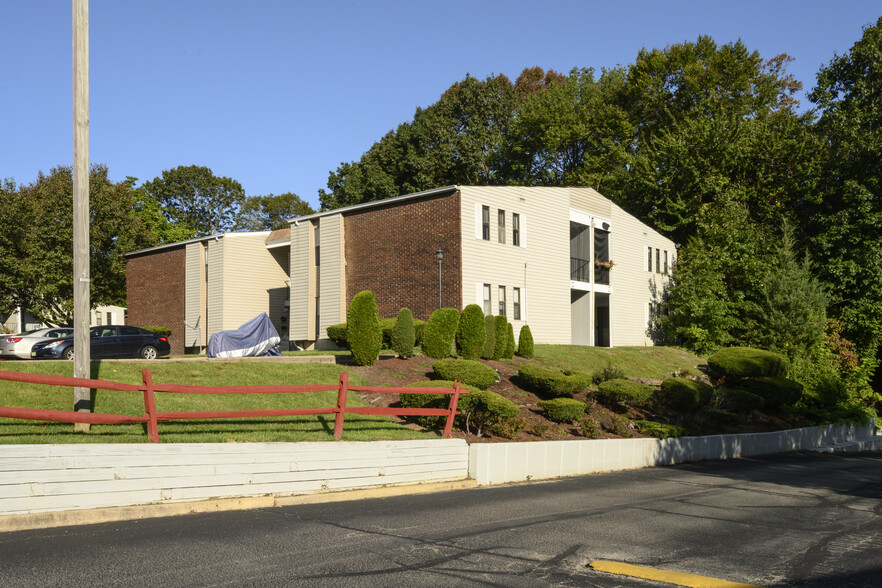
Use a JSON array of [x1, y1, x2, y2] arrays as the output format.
[[318, 215, 345, 341], [207, 238, 224, 337], [459, 186, 571, 345], [219, 233, 288, 331], [184, 242, 205, 347], [289, 222, 311, 340], [609, 202, 675, 346]]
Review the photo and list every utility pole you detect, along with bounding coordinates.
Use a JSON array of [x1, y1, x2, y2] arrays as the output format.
[[73, 0, 91, 429]]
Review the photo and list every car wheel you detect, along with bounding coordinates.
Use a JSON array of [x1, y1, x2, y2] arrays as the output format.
[[140, 345, 158, 360], [62, 347, 75, 361]]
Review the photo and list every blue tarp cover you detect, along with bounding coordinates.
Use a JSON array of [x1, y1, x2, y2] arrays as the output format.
[[207, 313, 281, 358]]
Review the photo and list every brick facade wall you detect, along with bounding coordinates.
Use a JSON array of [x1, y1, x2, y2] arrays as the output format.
[[125, 247, 187, 355], [344, 190, 462, 321]]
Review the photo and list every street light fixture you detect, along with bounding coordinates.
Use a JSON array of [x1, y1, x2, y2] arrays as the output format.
[[436, 249, 443, 309]]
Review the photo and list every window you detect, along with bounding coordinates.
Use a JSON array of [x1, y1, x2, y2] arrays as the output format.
[[107, 312, 112, 325], [483, 283, 492, 316], [664, 250, 669, 274], [482, 206, 490, 240], [513, 287, 521, 320], [314, 225, 320, 266], [498, 286, 506, 316], [512, 213, 520, 246], [498, 209, 506, 243], [96, 313, 102, 326], [655, 248, 661, 273], [647, 247, 653, 272]]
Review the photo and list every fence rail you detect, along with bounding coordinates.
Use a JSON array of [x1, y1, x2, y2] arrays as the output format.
[[0, 369, 465, 442]]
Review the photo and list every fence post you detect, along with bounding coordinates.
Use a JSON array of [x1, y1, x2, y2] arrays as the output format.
[[333, 371, 349, 439], [442, 380, 462, 438], [141, 369, 160, 443]]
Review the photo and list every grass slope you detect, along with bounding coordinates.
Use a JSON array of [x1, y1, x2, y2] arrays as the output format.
[[534, 345, 704, 380]]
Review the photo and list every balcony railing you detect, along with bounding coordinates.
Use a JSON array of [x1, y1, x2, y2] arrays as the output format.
[[570, 257, 610, 285]]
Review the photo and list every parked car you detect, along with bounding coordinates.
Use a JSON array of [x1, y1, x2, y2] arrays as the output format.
[[0, 328, 75, 359], [30, 326, 171, 360]]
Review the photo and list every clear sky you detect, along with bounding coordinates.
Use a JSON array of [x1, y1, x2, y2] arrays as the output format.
[[1, 1, 879, 210]]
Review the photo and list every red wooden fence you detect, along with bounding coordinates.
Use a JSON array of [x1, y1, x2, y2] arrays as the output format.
[[0, 369, 465, 442]]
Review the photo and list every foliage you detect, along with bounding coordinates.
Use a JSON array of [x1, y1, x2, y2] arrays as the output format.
[[578, 415, 603, 438], [421, 308, 460, 359], [660, 378, 714, 413], [516, 324, 534, 358], [346, 291, 382, 366], [401, 380, 519, 437], [399, 380, 479, 428], [326, 323, 348, 348], [142, 326, 172, 337], [707, 347, 789, 381], [432, 359, 498, 389], [0, 166, 156, 325], [503, 322, 516, 359], [391, 308, 415, 358], [234, 192, 314, 231], [719, 388, 765, 413], [592, 364, 626, 385], [635, 420, 687, 440], [492, 315, 509, 360], [736, 376, 803, 408], [596, 379, 654, 409], [141, 165, 245, 236], [488, 416, 525, 439], [537, 398, 587, 423], [481, 315, 497, 360], [455, 304, 485, 360], [517, 363, 586, 399], [605, 413, 634, 437]]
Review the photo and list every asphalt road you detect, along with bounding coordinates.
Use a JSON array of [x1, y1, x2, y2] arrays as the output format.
[[2, 451, 880, 587]]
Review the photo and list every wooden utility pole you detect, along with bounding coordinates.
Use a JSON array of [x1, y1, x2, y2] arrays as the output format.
[[73, 0, 91, 429]]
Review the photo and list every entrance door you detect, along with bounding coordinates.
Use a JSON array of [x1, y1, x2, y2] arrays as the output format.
[[570, 290, 591, 345], [594, 293, 610, 347]]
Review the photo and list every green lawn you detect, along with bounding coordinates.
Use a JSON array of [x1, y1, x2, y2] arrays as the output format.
[[533, 345, 705, 380], [0, 360, 432, 444]]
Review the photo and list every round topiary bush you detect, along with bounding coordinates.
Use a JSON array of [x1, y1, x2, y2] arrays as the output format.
[[517, 363, 583, 398], [346, 291, 381, 366], [481, 315, 496, 359], [660, 377, 714, 412], [326, 323, 348, 348], [707, 347, 789, 381], [432, 358, 498, 389], [516, 325, 534, 359], [421, 308, 461, 359], [596, 378, 654, 409], [736, 376, 804, 408], [455, 304, 485, 360], [391, 308, 415, 359], [491, 315, 509, 360], [537, 398, 587, 423], [503, 322, 515, 359], [719, 388, 765, 413]]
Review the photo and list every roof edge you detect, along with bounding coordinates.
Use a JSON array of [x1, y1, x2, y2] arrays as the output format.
[[287, 185, 459, 224]]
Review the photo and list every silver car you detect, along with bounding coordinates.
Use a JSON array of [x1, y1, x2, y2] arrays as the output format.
[[0, 328, 74, 359]]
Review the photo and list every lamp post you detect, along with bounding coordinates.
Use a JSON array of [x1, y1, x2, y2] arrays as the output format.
[[436, 248, 443, 309]]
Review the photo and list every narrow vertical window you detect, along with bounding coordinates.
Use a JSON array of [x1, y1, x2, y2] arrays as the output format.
[[664, 250, 669, 274], [655, 248, 660, 273], [512, 213, 520, 246], [482, 206, 490, 240], [647, 247, 652, 272], [483, 283, 492, 315], [513, 287, 521, 320], [314, 225, 321, 266], [498, 209, 506, 243], [498, 286, 506, 316]]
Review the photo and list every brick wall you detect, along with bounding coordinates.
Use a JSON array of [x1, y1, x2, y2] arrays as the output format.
[[125, 247, 187, 355], [344, 190, 462, 321]]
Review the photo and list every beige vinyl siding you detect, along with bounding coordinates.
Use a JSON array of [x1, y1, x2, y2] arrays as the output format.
[[569, 187, 612, 219], [609, 202, 674, 346], [460, 186, 571, 345], [289, 222, 312, 340], [184, 242, 205, 347], [218, 233, 287, 331], [206, 238, 224, 337], [318, 215, 345, 340]]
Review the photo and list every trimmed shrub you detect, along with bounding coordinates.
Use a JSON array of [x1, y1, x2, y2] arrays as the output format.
[[518, 363, 584, 398], [481, 315, 496, 359], [492, 315, 509, 360], [346, 291, 381, 366], [537, 398, 587, 423], [401, 380, 519, 436], [636, 420, 686, 440], [391, 308, 415, 358], [593, 364, 626, 385], [737, 376, 803, 408], [516, 324, 534, 358], [400, 380, 479, 428], [596, 378, 654, 409], [421, 308, 460, 359], [707, 347, 789, 381], [564, 370, 593, 392], [432, 358, 498, 389], [326, 323, 348, 348], [719, 388, 765, 412], [142, 326, 172, 337], [413, 319, 426, 346], [503, 322, 515, 359], [455, 304, 485, 360], [660, 377, 714, 412]]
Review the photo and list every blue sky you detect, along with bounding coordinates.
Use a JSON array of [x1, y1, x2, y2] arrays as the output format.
[[1, 1, 879, 210]]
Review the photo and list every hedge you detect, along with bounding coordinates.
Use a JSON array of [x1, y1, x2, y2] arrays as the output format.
[[517, 363, 587, 399], [346, 291, 382, 366], [432, 358, 498, 389], [326, 323, 348, 347], [660, 378, 714, 413], [142, 326, 172, 337], [636, 420, 686, 439], [537, 398, 587, 423], [391, 308, 415, 358], [596, 378, 654, 408], [456, 304, 485, 360], [736, 376, 804, 408], [421, 308, 460, 359], [516, 325, 534, 359], [707, 347, 789, 381]]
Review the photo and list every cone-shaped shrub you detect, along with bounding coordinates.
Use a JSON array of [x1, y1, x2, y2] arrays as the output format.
[[456, 304, 485, 360], [492, 315, 509, 360], [481, 315, 496, 359], [422, 308, 460, 359], [346, 291, 381, 366], [391, 308, 415, 358], [517, 325, 534, 358], [504, 322, 515, 359]]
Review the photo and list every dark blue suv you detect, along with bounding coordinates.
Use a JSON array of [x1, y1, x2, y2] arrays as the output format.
[[31, 326, 171, 360]]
